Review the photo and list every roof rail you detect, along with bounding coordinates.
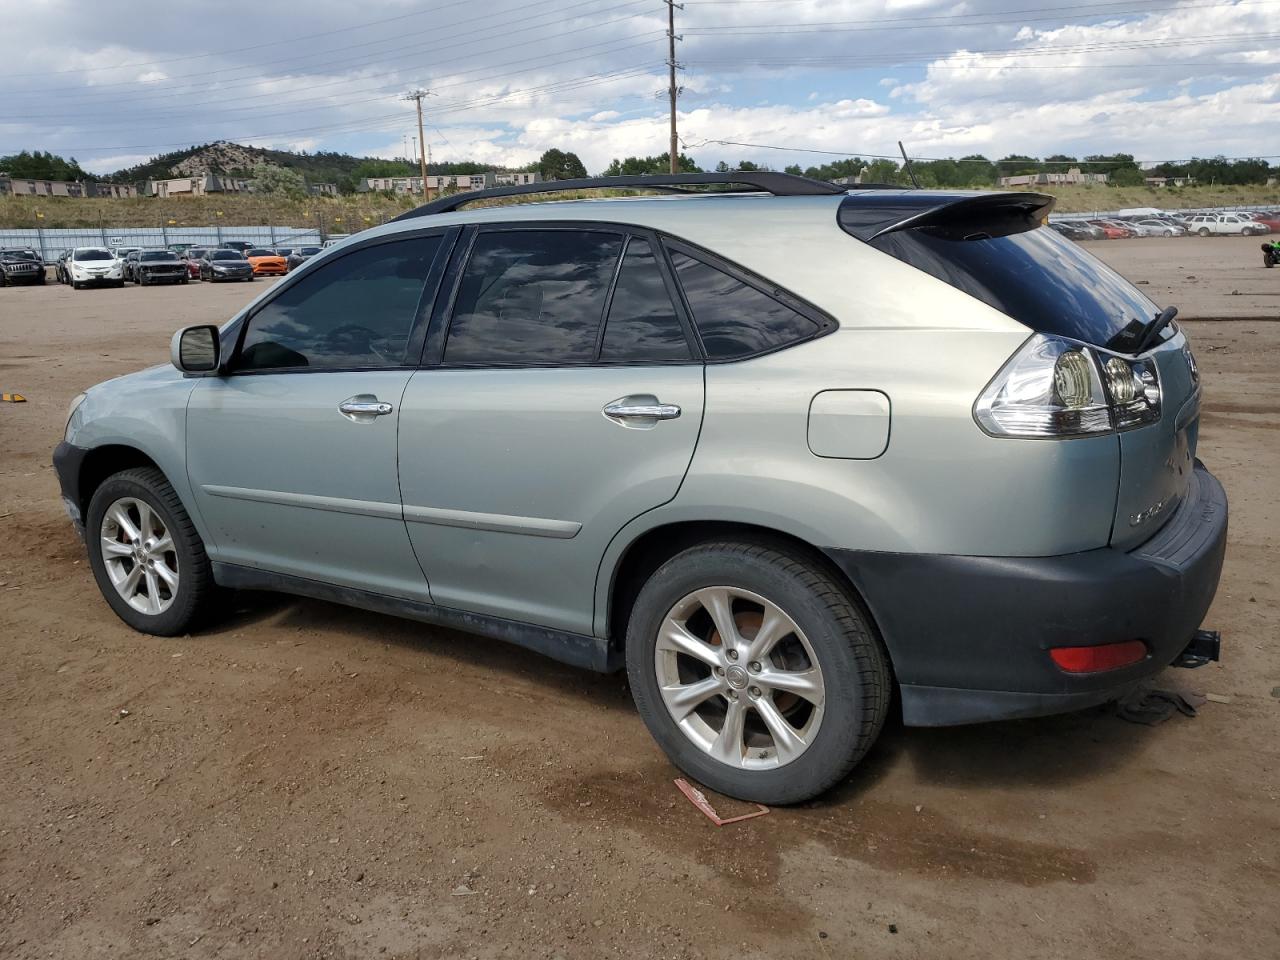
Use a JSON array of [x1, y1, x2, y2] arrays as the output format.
[[390, 172, 847, 220]]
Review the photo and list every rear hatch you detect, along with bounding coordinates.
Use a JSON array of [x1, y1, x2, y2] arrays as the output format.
[[838, 190, 1200, 549]]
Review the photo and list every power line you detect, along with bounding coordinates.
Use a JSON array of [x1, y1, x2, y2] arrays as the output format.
[[0, 0, 627, 80], [684, 0, 1278, 34], [688, 138, 1280, 164], [17, 35, 665, 125], [26, 0, 657, 99]]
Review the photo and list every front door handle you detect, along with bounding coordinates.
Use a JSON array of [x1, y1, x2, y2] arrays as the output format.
[[603, 395, 681, 428], [339, 394, 394, 423]]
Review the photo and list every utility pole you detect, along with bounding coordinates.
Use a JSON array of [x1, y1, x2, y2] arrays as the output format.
[[403, 89, 432, 199], [666, 1, 682, 173]]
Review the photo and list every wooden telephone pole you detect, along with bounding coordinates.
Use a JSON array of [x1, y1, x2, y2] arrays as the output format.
[[403, 90, 432, 199], [666, 1, 681, 173]]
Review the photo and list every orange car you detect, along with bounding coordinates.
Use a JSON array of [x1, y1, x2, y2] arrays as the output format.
[[245, 248, 288, 276]]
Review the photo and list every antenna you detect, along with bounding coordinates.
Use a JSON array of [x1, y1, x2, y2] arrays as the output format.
[[898, 140, 921, 189]]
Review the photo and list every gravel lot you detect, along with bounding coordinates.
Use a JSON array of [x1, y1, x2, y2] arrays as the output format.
[[1, 237, 1277, 959]]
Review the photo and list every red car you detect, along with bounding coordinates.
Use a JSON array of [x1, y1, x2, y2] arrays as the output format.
[[1245, 211, 1280, 232], [1087, 219, 1132, 239]]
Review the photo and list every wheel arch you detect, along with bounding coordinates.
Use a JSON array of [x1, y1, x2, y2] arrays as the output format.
[[602, 519, 884, 658], [76, 444, 166, 518]]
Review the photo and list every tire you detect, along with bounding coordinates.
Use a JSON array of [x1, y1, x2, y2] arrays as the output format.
[[180, 276, 189, 284], [1164, 230, 1174, 237], [85, 467, 218, 636], [1198, 228, 1210, 237], [72, 281, 82, 290], [626, 540, 891, 805]]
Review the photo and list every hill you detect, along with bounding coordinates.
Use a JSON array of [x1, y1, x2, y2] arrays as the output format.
[[102, 141, 529, 191]]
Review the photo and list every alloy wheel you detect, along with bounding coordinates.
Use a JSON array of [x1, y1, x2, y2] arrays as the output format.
[[654, 586, 825, 770], [99, 497, 179, 615]]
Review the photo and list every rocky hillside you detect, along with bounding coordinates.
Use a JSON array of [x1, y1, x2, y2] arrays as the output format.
[[169, 142, 270, 177]]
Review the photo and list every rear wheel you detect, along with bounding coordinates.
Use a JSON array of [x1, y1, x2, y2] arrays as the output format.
[[626, 541, 890, 805], [1198, 227, 1211, 237], [85, 468, 218, 636]]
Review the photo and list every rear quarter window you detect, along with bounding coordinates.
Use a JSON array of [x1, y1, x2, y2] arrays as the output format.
[[664, 242, 830, 360]]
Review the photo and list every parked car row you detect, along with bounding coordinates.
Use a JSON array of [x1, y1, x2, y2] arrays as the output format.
[[37, 241, 328, 290], [1051, 211, 1279, 240]]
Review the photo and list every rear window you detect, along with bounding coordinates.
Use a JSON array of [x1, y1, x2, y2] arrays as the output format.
[[855, 218, 1158, 351]]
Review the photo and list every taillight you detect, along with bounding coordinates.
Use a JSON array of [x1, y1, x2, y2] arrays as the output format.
[[1050, 641, 1148, 673], [975, 334, 1162, 439]]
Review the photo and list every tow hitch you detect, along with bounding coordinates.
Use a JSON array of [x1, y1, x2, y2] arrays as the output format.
[[1173, 629, 1221, 669]]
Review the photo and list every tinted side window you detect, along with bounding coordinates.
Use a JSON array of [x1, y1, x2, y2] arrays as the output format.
[[669, 249, 819, 360], [599, 239, 689, 362], [238, 236, 440, 370], [445, 230, 622, 364]]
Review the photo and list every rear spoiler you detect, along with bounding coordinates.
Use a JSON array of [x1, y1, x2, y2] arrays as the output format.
[[838, 192, 1055, 242]]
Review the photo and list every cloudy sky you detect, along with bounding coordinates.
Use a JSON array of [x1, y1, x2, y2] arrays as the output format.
[[2, 0, 1277, 175]]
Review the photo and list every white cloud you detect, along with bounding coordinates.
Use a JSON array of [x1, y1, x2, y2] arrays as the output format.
[[0, 0, 1275, 175]]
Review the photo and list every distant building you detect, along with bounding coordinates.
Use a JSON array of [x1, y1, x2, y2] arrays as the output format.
[[0, 174, 137, 198], [1143, 175, 1197, 187], [308, 182, 339, 197], [357, 171, 541, 194], [832, 173, 864, 186], [147, 174, 252, 197], [998, 167, 1109, 187]]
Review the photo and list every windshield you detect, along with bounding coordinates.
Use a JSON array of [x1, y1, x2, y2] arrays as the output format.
[[141, 251, 178, 261], [211, 250, 244, 260], [247, 249, 274, 257], [863, 223, 1159, 352], [3, 249, 38, 260], [74, 249, 113, 261]]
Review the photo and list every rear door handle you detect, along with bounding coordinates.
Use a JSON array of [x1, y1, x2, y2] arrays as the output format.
[[339, 394, 394, 422], [603, 395, 681, 428]]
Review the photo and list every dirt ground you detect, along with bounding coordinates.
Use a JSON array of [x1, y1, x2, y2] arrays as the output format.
[[1, 237, 1277, 960]]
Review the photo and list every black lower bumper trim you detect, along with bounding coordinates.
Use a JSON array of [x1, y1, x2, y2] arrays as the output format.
[[825, 462, 1227, 726], [52, 441, 89, 539]]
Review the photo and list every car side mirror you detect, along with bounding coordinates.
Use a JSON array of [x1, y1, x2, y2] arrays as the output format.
[[171, 324, 220, 375]]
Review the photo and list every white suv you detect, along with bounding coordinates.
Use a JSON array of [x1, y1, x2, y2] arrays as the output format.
[[1186, 213, 1269, 237]]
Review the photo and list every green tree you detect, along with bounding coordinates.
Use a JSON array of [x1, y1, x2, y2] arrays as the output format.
[[600, 152, 701, 176], [862, 158, 901, 184], [0, 149, 92, 181], [1083, 153, 1141, 185], [249, 163, 307, 199], [537, 148, 588, 180], [996, 154, 1041, 178]]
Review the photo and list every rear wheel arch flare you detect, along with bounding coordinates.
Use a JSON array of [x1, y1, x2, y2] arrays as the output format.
[[606, 520, 886, 657]]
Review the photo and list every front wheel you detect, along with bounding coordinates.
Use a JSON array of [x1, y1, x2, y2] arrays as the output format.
[[626, 541, 890, 805], [85, 467, 219, 636], [1198, 227, 1211, 237]]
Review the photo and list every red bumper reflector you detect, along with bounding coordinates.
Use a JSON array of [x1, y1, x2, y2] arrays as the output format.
[[1050, 640, 1148, 674]]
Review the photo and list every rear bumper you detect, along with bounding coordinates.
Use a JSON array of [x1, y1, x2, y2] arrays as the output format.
[[825, 461, 1228, 726]]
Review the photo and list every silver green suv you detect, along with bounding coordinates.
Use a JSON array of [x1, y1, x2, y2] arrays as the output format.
[[54, 173, 1227, 804]]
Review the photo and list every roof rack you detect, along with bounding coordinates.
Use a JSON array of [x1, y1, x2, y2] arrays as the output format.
[[390, 172, 847, 220]]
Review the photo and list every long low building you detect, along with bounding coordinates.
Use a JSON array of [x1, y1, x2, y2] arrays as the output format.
[[358, 171, 541, 194], [147, 174, 252, 197], [0, 175, 138, 198]]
